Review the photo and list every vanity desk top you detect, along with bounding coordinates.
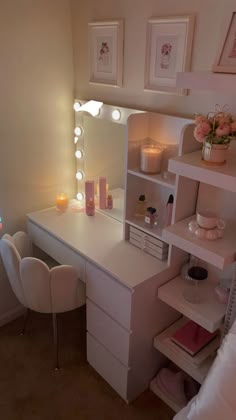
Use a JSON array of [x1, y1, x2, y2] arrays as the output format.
[[27, 201, 167, 289]]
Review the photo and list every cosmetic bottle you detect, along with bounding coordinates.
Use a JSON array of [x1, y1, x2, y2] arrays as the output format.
[[164, 194, 174, 227], [86, 197, 95, 216], [85, 180, 95, 210], [134, 194, 146, 217], [107, 194, 113, 210], [99, 176, 106, 209], [144, 207, 157, 228]]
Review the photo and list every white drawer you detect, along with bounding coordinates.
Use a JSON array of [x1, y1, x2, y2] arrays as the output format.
[[28, 221, 85, 281], [87, 333, 128, 401], [86, 262, 132, 330], [130, 226, 167, 248], [87, 299, 131, 366]]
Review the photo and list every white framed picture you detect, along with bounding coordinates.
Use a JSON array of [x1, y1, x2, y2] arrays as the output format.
[[213, 11, 236, 74], [144, 16, 195, 95], [88, 20, 124, 87]]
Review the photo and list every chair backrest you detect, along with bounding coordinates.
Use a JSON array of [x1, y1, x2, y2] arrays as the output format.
[[2, 231, 32, 258], [0, 239, 26, 306], [20, 258, 85, 314]]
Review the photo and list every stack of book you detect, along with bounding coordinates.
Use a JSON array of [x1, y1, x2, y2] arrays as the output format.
[[171, 320, 219, 356]]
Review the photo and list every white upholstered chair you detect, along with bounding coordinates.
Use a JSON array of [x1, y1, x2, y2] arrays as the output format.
[[0, 233, 86, 369]]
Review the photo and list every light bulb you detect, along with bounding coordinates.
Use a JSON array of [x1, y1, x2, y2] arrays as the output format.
[[93, 107, 101, 117], [112, 109, 121, 121], [73, 101, 81, 111], [74, 136, 78, 144], [76, 171, 84, 181], [75, 150, 83, 159], [76, 192, 84, 201], [74, 126, 82, 136]]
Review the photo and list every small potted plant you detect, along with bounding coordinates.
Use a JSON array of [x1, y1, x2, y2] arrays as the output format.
[[193, 108, 236, 165]]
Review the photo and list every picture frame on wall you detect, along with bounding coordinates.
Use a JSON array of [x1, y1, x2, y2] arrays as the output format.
[[88, 20, 124, 87], [212, 12, 236, 74], [144, 16, 195, 95]]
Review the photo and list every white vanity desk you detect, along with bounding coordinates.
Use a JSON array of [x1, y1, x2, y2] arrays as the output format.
[[27, 202, 178, 402]]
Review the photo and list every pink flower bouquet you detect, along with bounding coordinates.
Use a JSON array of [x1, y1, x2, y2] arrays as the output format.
[[194, 111, 236, 145]]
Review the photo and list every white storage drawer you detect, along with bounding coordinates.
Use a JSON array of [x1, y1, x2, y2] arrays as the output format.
[[86, 262, 132, 330], [87, 299, 131, 366], [129, 226, 168, 261], [28, 221, 85, 281], [87, 333, 129, 400]]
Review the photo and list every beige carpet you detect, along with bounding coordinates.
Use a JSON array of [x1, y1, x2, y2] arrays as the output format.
[[0, 307, 174, 420]]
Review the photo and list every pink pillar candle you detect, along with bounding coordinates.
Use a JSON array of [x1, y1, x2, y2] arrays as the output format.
[[140, 145, 163, 174]]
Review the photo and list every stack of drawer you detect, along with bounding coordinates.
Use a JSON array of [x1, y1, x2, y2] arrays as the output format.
[[129, 225, 168, 260], [86, 261, 132, 401]]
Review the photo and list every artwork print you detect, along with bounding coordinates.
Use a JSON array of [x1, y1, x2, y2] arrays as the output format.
[[97, 36, 113, 73], [155, 35, 178, 79], [213, 12, 236, 73]]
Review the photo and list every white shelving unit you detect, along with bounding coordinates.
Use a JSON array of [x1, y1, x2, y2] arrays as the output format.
[[158, 276, 226, 333], [153, 318, 218, 384]]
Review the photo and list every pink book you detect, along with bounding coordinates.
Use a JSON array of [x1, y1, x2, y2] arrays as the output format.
[[171, 320, 218, 356]]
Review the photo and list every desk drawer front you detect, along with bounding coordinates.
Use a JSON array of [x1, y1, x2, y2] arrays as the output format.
[[87, 333, 128, 400], [86, 262, 132, 330], [87, 299, 130, 366], [28, 221, 85, 281]]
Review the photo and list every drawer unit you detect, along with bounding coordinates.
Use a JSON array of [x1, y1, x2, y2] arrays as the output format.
[[87, 333, 129, 401], [28, 221, 85, 280], [86, 262, 132, 330], [129, 226, 168, 260], [87, 299, 131, 366]]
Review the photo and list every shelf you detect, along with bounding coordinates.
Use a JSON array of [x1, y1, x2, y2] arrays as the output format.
[[158, 276, 226, 332], [168, 145, 236, 193], [153, 318, 217, 384], [126, 218, 163, 241], [176, 71, 236, 93], [163, 216, 236, 269], [127, 168, 175, 189], [150, 378, 183, 413]]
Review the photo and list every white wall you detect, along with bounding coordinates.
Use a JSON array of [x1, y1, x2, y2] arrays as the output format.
[[71, 0, 236, 116], [0, 0, 75, 324]]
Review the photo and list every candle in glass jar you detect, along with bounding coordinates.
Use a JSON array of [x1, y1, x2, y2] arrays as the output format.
[[56, 193, 69, 211], [140, 145, 163, 174]]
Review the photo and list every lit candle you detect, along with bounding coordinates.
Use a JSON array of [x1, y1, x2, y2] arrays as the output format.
[[56, 193, 69, 211], [140, 145, 163, 174]]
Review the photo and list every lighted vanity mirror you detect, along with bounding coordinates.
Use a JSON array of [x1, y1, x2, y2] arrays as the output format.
[[82, 115, 126, 222]]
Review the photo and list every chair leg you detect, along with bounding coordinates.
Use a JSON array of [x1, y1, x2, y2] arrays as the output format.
[[20, 308, 30, 335], [52, 313, 60, 371]]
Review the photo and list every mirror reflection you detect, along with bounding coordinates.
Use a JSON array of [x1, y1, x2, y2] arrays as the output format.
[[83, 115, 126, 222]]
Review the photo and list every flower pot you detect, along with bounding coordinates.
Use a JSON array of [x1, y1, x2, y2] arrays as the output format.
[[202, 142, 229, 165]]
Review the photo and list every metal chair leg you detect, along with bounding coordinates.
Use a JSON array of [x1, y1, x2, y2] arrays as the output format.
[[52, 313, 60, 370], [20, 308, 30, 335]]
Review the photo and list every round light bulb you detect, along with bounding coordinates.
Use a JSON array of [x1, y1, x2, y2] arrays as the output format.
[[76, 171, 84, 181], [112, 109, 121, 121], [75, 150, 83, 159], [76, 192, 84, 201], [74, 126, 82, 136], [74, 136, 79, 144], [73, 101, 81, 111]]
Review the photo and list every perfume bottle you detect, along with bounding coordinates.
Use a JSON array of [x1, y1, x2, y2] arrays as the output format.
[[134, 194, 146, 217], [164, 194, 174, 227], [144, 207, 157, 228], [86, 198, 95, 216], [107, 194, 113, 209]]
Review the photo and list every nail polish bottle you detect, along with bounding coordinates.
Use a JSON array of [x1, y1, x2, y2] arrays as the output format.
[[107, 194, 113, 209], [86, 198, 95, 216]]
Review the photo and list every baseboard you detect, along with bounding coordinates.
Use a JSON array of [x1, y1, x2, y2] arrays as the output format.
[[0, 305, 25, 327]]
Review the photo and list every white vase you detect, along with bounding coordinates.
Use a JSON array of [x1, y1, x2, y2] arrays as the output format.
[[202, 142, 229, 165]]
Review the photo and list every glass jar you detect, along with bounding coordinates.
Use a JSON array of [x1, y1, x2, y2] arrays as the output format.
[[140, 142, 163, 174], [144, 207, 157, 228], [183, 266, 208, 304]]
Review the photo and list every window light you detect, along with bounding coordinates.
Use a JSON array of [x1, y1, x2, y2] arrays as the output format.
[[76, 171, 84, 181], [75, 150, 83, 159], [112, 109, 121, 121], [73, 101, 81, 112], [74, 126, 82, 136]]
